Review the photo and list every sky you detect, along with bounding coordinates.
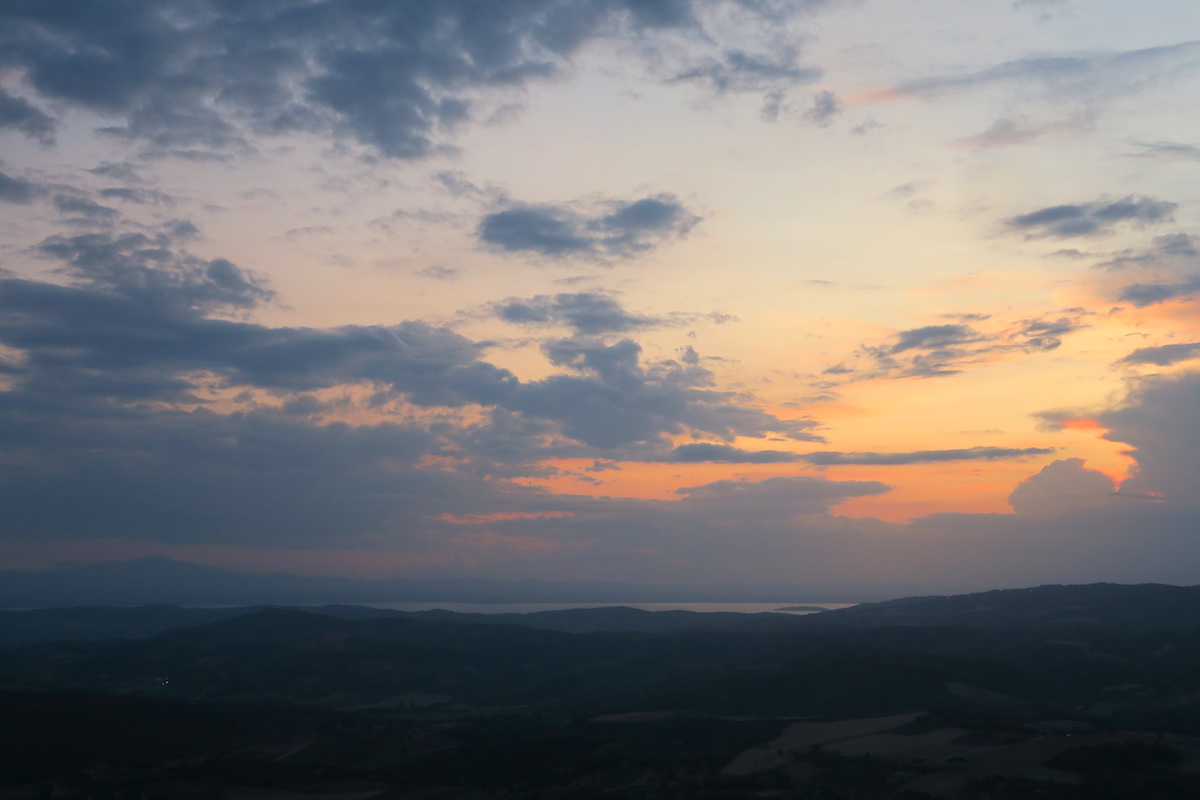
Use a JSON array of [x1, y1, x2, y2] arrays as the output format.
[[1, 0, 1199, 595]]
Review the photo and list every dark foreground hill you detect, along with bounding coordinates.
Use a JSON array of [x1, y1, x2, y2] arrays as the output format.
[[4, 584, 1200, 799], [806, 582, 1200, 632]]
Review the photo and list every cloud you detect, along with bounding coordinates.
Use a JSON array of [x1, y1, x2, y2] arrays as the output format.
[[952, 113, 1094, 148], [413, 265, 459, 282], [669, 45, 821, 96], [1101, 371, 1200, 505], [663, 443, 803, 463], [525, 337, 821, 448], [493, 293, 660, 335], [1119, 342, 1200, 367], [0, 1, 826, 159], [1, 218, 813, 466], [0, 88, 54, 143], [35, 229, 274, 314], [97, 186, 174, 206], [0, 170, 42, 204], [1007, 458, 1116, 517], [1006, 195, 1176, 238], [1097, 232, 1198, 269], [888, 41, 1200, 103], [1130, 140, 1200, 161], [889, 324, 980, 354], [50, 192, 121, 225], [478, 193, 700, 261], [801, 447, 1055, 466], [1117, 276, 1200, 307], [673, 474, 890, 519], [662, 444, 1053, 466], [801, 89, 841, 126], [1082, 232, 1200, 306], [852, 313, 1089, 380]]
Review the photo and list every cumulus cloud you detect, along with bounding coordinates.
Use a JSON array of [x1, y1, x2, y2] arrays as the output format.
[[0, 0, 827, 159], [1007, 458, 1115, 517], [1119, 342, 1200, 367], [1101, 371, 1200, 505], [478, 194, 700, 261], [1006, 195, 1176, 238], [493, 293, 660, 335], [35, 229, 274, 314], [525, 337, 821, 448]]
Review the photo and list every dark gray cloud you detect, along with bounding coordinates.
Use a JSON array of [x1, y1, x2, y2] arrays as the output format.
[[2, 221, 812, 469], [1117, 276, 1200, 307], [1014, 316, 1083, 351], [1100, 371, 1200, 506], [802, 89, 841, 126], [664, 443, 802, 463], [1118, 342, 1200, 367], [1087, 232, 1200, 306], [1097, 233, 1198, 269], [493, 293, 659, 335], [525, 336, 821, 448], [661, 443, 1052, 465], [35, 229, 274, 314], [853, 312, 1088, 380], [801, 446, 1054, 466], [889, 324, 980, 354], [0, 170, 42, 204], [1007, 195, 1176, 238], [97, 186, 175, 206], [50, 192, 121, 225], [0, 0, 818, 159], [478, 194, 700, 261], [1007, 457, 1115, 518], [0, 87, 54, 143]]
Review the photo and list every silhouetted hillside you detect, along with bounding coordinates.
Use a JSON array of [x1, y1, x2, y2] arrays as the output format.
[[806, 583, 1200, 631], [0, 556, 875, 607]]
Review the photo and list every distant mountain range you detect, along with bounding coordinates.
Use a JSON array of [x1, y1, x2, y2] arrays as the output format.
[[4, 581, 1200, 728], [3, 580, 1199, 648], [0, 556, 895, 607]]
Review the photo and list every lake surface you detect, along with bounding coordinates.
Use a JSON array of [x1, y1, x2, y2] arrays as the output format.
[[357, 601, 859, 615]]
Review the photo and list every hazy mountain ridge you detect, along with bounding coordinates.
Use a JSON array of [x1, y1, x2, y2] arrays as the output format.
[[0, 556, 899, 607], [807, 582, 1200, 631], [4, 588, 1200, 725], [5, 579, 1200, 649]]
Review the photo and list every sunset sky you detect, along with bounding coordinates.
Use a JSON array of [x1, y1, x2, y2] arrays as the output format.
[[2, 0, 1199, 594]]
